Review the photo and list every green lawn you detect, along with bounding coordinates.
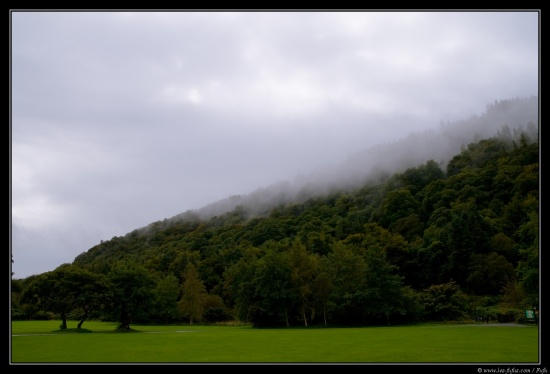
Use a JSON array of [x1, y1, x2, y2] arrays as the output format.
[[10, 320, 539, 363]]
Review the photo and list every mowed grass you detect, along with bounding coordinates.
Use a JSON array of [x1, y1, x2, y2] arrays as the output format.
[[10, 320, 539, 363]]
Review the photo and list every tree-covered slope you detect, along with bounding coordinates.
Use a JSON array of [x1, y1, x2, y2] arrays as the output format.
[[65, 96, 538, 326]]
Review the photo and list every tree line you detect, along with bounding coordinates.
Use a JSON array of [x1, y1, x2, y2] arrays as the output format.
[[11, 121, 539, 329]]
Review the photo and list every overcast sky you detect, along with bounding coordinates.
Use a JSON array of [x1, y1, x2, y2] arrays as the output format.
[[10, 10, 539, 279]]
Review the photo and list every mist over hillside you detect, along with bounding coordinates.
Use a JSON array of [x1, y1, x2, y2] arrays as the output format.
[[162, 96, 538, 226]]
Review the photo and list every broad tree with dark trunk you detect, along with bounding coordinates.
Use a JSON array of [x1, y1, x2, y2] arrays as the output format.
[[108, 263, 155, 330], [20, 264, 109, 329]]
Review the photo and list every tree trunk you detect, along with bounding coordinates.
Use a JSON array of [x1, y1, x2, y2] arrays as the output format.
[[119, 306, 131, 329], [285, 309, 289, 327], [77, 311, 88, 329], [60, 312, 68, 329]]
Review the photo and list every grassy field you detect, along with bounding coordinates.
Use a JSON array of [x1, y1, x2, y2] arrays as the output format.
[[10, 320, 540, 364]]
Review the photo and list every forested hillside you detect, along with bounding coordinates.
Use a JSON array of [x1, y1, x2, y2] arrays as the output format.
[[12, 97, 539, 328]]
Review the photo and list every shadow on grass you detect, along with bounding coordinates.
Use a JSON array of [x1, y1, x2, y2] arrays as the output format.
[[52, 327, 140, 334], [53, 328, 94, 334]]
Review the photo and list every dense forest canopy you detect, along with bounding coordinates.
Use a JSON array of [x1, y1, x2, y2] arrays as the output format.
[[12, 96, 539, 328]]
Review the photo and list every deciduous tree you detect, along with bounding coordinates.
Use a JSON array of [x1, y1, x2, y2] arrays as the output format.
[[108, 263, 156, 330], [178, 263, 208, 324]]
